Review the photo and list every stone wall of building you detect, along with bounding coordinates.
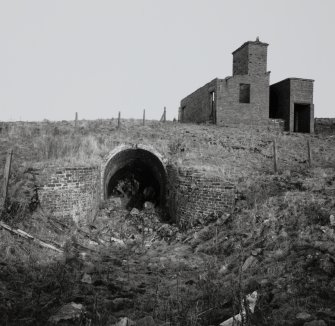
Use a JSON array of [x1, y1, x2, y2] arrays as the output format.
[[290, 78, 314, 132], [247, 42, 268, 76], [270, 79, 291, 130], [180, 79, 217, 123], [232, 44, 249, 75], [167, 166, 236, 229], [216, 74, 270, 126], [35, 166, 100, 223], [233, 41, 268, 76], [270, 78, 314, 132]]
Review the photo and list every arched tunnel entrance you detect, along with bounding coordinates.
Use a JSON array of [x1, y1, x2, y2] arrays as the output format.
[[102, 146, 167, 214]]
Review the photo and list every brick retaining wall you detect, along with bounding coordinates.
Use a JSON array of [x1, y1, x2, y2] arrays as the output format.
[[35, 166, 100, 223], [167, 166, 236, 229]]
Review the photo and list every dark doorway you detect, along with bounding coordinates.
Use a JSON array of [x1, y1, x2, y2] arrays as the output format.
[[104, 149, 167, 211], [294, 103, 311, 133], [181, 106, 186, 122]]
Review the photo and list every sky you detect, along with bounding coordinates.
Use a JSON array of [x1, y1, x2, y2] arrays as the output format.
[[0, 0, 334, 121]]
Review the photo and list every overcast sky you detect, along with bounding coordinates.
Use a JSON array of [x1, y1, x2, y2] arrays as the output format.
[[0, 0, 334, 121]]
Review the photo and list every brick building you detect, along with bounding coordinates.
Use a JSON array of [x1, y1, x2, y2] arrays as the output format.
[[179, 38, 314, 133]]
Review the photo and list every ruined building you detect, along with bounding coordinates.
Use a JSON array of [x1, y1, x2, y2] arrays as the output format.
[[179, 39, 314, 133]]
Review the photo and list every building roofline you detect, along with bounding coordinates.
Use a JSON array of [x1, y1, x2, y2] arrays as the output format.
[[271, 77, 315, 86], [232, 40, 269, 55], [180, 78, 218, 103]]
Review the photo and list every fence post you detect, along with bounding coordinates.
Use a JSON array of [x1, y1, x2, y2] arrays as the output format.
[[273, 140, 278, 173], [2, 149, 13, 208], [75, 112, 78, 129], [307, 139, 312, 167], [118, 111, 121, 129], [164, 107, 166, 122], [143, 109, 145, 126]]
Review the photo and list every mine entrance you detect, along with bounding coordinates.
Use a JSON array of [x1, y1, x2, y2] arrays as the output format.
[[104, 148, 166, 211], [294, 103, 311, 133]]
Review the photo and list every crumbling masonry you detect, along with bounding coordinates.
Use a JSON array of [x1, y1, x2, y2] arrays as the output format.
[[179, 39, 314, 133]]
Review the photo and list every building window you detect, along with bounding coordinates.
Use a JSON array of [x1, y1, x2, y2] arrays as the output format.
[[239, 83, 250, 103]]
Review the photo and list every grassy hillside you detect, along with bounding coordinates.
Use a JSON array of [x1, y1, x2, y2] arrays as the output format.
[[0, 119, 335, 325], [1, 119, 334, 173]]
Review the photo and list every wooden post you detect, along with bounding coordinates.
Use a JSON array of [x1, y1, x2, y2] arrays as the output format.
[[163, 107, 166, 123], [118, 111, 121, 129], [307, 139, 312, 167], [2, 149, 13, 208], [143, 109, 145, 126], [75, 112, 78, 128], [273, 140, 278, 173]]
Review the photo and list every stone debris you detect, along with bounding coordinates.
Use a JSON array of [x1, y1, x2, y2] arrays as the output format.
[[303, 321, 327, 326], [218, 264, 228, 275], [110, 236, 126, 247], [136, 315, 156, 326], [296, 312, 313, 321], [144, 201, 155, 210], [220, 291, 258, 326], [113, 317, 136, 326], [48, 302, 85, 324], [81, 273, 93, 284], [109, 196, 123, 207], [242, 255, 258, 272], [130, 208, 140, 216]]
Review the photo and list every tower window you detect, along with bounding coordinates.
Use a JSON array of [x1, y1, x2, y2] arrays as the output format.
[[239, 84, 250, 103]]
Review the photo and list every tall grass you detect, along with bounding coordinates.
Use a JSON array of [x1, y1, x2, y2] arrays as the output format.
[[1, 119, 334, 174]]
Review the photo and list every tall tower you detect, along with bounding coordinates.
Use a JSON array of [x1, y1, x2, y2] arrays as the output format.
[[232, 38, 269, 76]]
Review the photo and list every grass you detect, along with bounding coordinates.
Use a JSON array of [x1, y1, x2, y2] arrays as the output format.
[[1, 119, 335, 325], [1, 166, 335, 325], [1, 119, 334, 173]]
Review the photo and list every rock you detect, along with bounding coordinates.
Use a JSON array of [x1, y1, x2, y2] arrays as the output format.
[[109, 197, 122, 207], [111, 298, 133, 311], [144, 201, 155, 210], [81, 273, 93, 284], [48, 302, 85, 324], [296, 312, 313, 321], [220, 291, 257, 326], [83, 261, 95, 274], [330, 214, 335, 226], [260, 279, 269, 286], [218, 264, 228, 275], [110, 237, 126, 247], [304, 321, 327, 326], [319, 255, 335, 274], [130, 208, 140, 216], [113, 317, 136, 326], [88, 240, 99, 246], [242, 256, 258, 272], [251, 248, 262, 256], [136, 315, 156, 326]]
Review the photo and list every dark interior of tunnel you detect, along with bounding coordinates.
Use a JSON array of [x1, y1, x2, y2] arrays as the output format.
[[104, 149, 166, 212]]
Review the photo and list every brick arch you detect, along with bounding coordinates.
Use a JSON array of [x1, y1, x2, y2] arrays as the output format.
[[101, 144, 168, 208]]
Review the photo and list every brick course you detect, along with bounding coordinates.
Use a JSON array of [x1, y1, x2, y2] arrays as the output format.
[[167, 166, 236, 229], [35, 166, 100, 223]]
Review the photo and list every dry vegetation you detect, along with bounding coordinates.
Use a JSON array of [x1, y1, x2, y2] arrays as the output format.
[[0, 119, 335, 325]]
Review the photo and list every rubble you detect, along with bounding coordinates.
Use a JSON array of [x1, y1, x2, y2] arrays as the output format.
[[48, 302, 85, 324]]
